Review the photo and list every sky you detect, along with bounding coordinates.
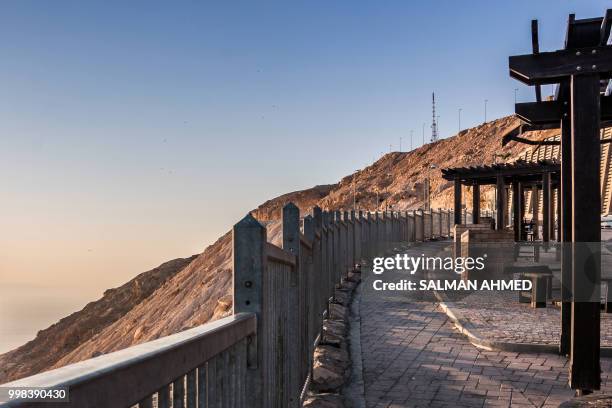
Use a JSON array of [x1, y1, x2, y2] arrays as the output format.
[[0, 1, 608, 341]]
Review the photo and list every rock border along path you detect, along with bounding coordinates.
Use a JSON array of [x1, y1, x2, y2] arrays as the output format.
[[349, 241, 612, 408]]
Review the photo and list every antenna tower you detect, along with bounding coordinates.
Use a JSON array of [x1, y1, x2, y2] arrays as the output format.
[[431, 92, 438, 142]]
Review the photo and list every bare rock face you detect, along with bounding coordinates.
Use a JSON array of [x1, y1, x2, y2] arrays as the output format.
[[329, 303, 349, 321]]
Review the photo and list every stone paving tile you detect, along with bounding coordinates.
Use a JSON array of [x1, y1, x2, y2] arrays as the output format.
[[425, 243, 612, 347], [355, 241, 612, 408], [442, 290, 612, 347]]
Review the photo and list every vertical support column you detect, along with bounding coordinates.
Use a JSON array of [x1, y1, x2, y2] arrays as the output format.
[[496, 174, 505, 231], [532, 186, 540, 240], [454, 178, 462, 225], [281, 203, 300, 407], [556, 186, 562, 242], [233, 214, 266, 408], [513, 181, 521, 242], [472, 182, 480, 224], [542, 172, 551, 243], [569, 73, 601, 392]]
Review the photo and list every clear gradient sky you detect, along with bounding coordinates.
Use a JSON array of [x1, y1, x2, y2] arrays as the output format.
[[0, 1, 608, 301]]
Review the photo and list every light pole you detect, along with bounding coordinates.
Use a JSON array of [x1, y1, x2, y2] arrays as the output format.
[[484, 99, 488, 123], [399, 137, 402, 152], [422, 123, 425, 146], [458, 108, 462, 133], [426, 163, 438, 211], [410, 129, 414, 151]]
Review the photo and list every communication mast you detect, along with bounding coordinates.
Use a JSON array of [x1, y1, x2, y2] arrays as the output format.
[[431, 92, 439, 142]]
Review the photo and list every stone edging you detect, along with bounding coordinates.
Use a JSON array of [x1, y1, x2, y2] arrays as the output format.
[[302, 270, 362, 408], [434, 290, 612, 356]]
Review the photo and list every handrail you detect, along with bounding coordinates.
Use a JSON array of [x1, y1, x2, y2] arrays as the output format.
[[266, 242, 296, 266], [1, 204, 454, 408], [0, 313, 256, 408]]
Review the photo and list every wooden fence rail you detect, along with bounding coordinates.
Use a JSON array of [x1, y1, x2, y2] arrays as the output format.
[[0, 204, 453, 408]]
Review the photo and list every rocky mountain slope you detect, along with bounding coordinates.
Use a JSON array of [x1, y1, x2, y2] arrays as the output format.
[[0, 255, 197, 382], [0, 115, 558, 382]]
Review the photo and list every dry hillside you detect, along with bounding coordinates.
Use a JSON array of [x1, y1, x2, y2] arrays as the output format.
[[0, 115, 558, 382]]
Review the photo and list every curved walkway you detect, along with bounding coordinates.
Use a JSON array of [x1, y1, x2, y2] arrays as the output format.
[[350, 241, 612, 408]]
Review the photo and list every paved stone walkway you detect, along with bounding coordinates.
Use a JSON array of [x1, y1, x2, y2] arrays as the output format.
[[353, 241, 612, 408], [441, 290, 612, 347]]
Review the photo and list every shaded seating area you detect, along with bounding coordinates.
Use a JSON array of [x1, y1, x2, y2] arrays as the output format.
[[442, 159, 560, 242]]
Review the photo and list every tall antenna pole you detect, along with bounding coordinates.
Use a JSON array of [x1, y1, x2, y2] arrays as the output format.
[[399, 137, 402, 152], [458, 108, 462, 133], [410, 129, 413, 151], [431, 92, 438, 142], [484, 99, 488, 123]]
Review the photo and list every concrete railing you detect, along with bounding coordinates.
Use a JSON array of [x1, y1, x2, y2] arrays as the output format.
[[0, 204, 453, 408]]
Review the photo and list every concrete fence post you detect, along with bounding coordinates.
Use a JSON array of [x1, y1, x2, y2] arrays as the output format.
[[313, 206, 322, 232], [357, 210, 364, 263], [365, 212, 372, 258], [376, 211, 382, 254], [232, 213, 266, 408], [418, 210, 425, 241], [348, 210, 358, 271], [402, 211, 408, 242], [281, 203, 300, 407], [410, 210, 415, 242], [385, 211, 393, 242]]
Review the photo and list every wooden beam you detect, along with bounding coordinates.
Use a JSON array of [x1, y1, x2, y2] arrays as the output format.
[[532, 20, 542, 102], [496, 175, 505, 230], [454, 179, 462, 225], [516, 100, 563, 124], [532, 185, 539, 240], [512, 181, 521, 241], [569, 73, 601, 391], [509, 45, 612, 85], [515, 95, 612, 125], [472, 182, 480, 224], [542, 172, 551, 242]]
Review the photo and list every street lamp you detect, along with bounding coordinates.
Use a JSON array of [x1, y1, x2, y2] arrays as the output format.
[[458, 108, 462, 133], [426, 163, 438, 211], [484, 99, 488, 123]]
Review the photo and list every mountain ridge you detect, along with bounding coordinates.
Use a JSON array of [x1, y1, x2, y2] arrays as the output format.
[[0, 115, 558, 382]]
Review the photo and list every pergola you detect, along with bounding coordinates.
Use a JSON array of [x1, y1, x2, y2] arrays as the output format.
[[442, 159, 560, 241], [443, 9, 611, 393], [505, 10, 611, 393]]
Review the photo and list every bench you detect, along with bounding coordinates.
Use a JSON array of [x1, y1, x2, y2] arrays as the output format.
[[504, 265, 553, 308]]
